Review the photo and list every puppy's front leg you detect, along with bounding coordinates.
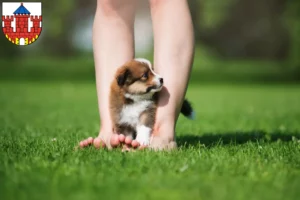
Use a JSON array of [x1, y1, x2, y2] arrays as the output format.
[[136, 125, 152, 146], [135, 110, 155, 146]]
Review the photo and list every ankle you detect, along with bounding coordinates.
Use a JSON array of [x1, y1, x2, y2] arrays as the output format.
[[153, 117, 176, 141], [99, 124, 113, 136]]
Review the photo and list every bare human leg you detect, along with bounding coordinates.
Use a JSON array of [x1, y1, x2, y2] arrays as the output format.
[[79, 0, 138, 149], [146, 0, 195, 150]]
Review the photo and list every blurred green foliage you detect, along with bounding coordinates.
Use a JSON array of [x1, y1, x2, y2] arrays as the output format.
[[1, 0, 299, 75], [284, 0, 300, 69], [1, 49, 299, 83]]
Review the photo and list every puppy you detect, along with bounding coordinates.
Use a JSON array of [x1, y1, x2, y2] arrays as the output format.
[[109, 58, 195, 146]]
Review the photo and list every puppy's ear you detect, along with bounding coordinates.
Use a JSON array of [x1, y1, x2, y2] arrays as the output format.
[[117, 68, 130, 86]]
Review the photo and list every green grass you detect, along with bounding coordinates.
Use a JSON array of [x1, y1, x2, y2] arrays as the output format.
[[0, 80, 299, 200]]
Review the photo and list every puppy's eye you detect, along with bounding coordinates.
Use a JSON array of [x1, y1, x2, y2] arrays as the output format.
[[142, 72, 148, 79]]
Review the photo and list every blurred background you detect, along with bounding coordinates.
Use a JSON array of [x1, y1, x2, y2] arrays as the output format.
[[1, 1, 300, 198], [0, 0, 299, 83]]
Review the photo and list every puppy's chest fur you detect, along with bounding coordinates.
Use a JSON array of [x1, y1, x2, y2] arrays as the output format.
[[110, 89, 157, 137], [119, 100, 153, 126]]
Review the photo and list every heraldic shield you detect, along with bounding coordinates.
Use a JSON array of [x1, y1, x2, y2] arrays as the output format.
[[2, 2, 42, 45]]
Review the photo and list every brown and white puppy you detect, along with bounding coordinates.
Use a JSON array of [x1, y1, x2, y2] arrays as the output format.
[[109, 58, 194, 146]]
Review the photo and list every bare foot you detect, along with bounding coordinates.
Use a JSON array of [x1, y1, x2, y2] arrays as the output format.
[[120, 122, 177, 151], [148, 123, 177, 151], [121, 136, 141, 152], [79, 130, 124, 149], [79, 132, 175, 151], [79, 123, 177, 151], [149, 136, 177, 151], [79, 135, 117, 149], [125, 123, 177, 151], [79, 132, 141, 150]]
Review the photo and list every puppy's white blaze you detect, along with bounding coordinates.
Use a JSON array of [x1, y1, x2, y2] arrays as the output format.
[[134, 58, 152, 69], [134, 58, 161, 77], [136, 125, 152, 145], [119, 100, 152, 126]]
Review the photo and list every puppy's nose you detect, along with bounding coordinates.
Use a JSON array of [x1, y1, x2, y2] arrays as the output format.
[[159, 78, 163, 84]]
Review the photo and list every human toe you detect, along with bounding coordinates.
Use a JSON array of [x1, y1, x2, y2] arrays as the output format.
[[93, 137, 105, 149]]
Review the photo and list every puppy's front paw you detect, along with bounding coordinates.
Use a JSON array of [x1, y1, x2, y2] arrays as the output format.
[[136, 134, 150, 146], [136, 125, 151, 146]]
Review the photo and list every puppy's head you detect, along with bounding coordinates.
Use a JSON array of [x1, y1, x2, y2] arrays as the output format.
[[115, 58, 163, 96]]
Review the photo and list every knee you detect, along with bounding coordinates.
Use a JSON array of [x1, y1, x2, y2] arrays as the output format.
[[96, 0, 125, 17]]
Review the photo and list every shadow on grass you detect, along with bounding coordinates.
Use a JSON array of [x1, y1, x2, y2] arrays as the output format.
[[176, 130, 300, 147]]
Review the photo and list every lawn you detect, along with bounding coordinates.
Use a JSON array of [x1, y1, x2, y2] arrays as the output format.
[[0, 78, 299, 200]]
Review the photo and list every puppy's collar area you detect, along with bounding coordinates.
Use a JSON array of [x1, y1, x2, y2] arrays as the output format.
[[125, 93, 153, 102]]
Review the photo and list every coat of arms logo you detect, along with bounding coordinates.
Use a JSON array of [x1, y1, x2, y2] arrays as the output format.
[[2, 2, 42, 45]]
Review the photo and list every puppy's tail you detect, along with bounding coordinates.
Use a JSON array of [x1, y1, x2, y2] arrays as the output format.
[[180, 99, 196, 120]]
